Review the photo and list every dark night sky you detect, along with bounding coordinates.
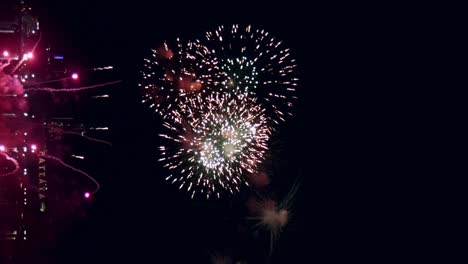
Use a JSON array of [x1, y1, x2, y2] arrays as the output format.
[[4, 0, 460, 262]]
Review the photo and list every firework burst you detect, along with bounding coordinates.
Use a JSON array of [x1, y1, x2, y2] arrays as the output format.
[[159, 93, 270, 198], [140, 39, 217, 120], [204, 24, 299, 125], [141, 25, 299, 125], [246, 177, 301, 255]]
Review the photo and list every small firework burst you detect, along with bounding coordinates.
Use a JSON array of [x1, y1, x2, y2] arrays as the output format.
[[159, 93, 270, 198], [140, 39, 217, 120], [246, 178, 301, 254]]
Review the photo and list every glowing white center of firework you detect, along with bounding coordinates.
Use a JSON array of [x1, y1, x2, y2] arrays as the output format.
[[197, 120, 257, 172], [223, 143, 235, 156], [199, 140, 224, 169]]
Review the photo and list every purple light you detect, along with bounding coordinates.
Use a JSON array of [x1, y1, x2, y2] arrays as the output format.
[[71, 73, 79, 80], [84, 192, 90, 199], [31, 144, 37, 150]]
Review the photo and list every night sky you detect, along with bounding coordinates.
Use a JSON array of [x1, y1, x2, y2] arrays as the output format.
[[2, 0, 459, 262]]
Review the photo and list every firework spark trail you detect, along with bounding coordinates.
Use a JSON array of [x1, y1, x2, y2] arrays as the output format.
[[71, 154, 85, 160], [92, 94, 110, 98], [24, 80, 122, 92], [0, 152, 20, 177], [63, 131, 112, 146], [9, 58, 27, 75], [43, 154, 100, 194], [11, 33, 42, 74], [0, 59, 12, 71], [246, 177, 302, 255], [92, 66, 113, 71]]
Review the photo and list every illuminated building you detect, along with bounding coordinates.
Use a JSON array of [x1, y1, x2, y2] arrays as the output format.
[[0, 0, 39, 70], [1, 1, 113, 262], [0, 109, 41, 262], [0, 1, 45, 262]]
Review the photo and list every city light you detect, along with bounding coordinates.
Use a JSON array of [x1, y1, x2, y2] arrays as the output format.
[[23, 52, 33, 60], [71, 73, 79, 80]]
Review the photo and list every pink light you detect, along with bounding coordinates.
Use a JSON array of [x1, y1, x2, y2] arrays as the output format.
[[31, 144, 37, 150], [2, 51, 9, 57], [27, 52, 33, 59], [71, 73, 79, 80], [84, 192, 91, 199], [0, 145, 5, 152]]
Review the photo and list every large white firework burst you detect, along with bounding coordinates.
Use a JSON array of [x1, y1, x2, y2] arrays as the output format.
[[158, 92, 271, 198], [204, 24, 299, 125]]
